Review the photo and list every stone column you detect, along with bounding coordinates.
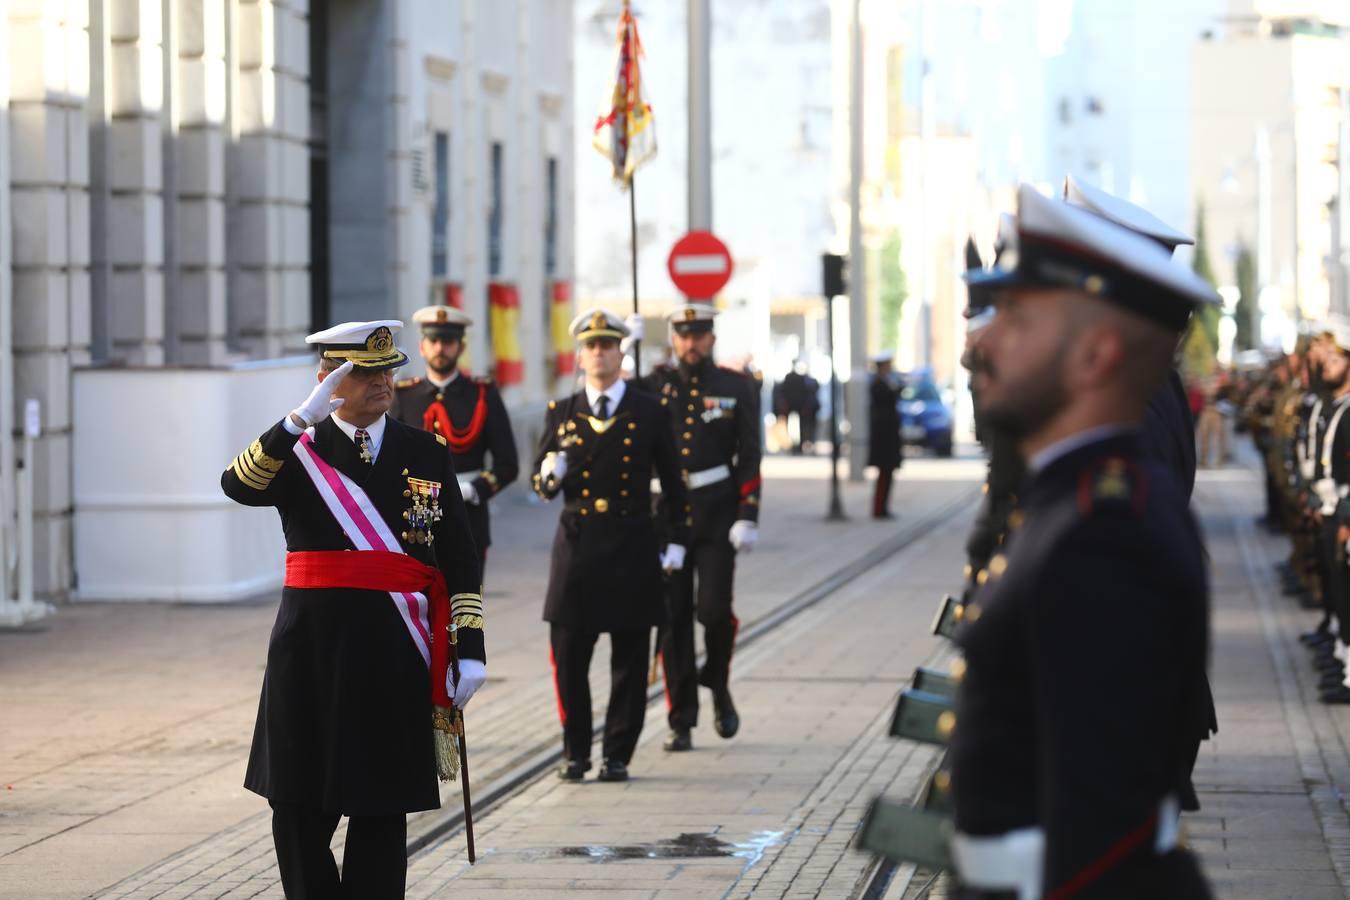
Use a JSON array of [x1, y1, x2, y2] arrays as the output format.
[[108, 0, 164, 364], [6, 1, 92, 602], [174, 0, 228, 363], [233, 0, 308, 358], [386, 0, 412, 318]]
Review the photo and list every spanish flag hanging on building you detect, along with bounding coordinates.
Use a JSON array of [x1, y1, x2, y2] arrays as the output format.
[[551, 281, 575, 376], [488, 283, 523, 386], [592, 0, 656, 183]]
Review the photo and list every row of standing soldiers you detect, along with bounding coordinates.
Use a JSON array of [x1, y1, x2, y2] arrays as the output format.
[[1244, 327, 1350, 703]]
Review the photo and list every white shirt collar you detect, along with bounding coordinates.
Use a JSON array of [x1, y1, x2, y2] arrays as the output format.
[[329, 412, 388, 460], [1027, 423, 1136, 474], [584, 379, 626, 415], [428, 370, 459, 390]]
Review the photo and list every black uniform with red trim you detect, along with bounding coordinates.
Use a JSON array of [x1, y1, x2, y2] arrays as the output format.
[[221, 415, 484, 816], [391, 372, 518, 562], [532, 385, 689, 766], [950, 432, 1212, 899], [638, 357, 762, 732]]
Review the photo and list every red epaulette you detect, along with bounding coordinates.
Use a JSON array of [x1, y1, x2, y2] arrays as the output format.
[[395, 375, 424, 389]]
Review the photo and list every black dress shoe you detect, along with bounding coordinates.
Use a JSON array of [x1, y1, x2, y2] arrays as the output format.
[[1320, 673, 1345, 691], [663, 729, 693, 752], [1315, 655, 1344, 673], [557, 759, 591, 781], [1302, 629, 1334, 645], [712, 688, 740, 739], [597, 760, 628, 782], [1322, 686, 1350, 704]]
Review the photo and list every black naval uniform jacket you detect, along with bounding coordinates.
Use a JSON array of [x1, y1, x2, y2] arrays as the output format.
[[637, 360, 762, 543], [533, 387, 690, 632], [867, 372, 904, 471], [221, 415, 483, 816], [951, 433, 1212, 897], [391, 373, 519, 552]]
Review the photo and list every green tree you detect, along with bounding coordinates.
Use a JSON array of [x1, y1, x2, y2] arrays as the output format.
[[875, 230, 908, 353], [1191, 200, 1222, 361], [1180, 318, 1217, 379], [1234, 241, 1257, 351]]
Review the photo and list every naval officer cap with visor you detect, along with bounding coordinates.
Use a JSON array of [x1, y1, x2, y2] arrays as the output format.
[[1063, 175, 1194, 254], [305, 320, 409, 370], [668, 303, 719, 335], [569, 309, 630, 343], [411, 304, 473, 342], [965, 184, 1220, 333]]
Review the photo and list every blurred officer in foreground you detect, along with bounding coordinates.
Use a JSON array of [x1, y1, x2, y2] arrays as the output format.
[[867, 351, 904, 519], [221, 321, 485, 897], [628, 304, 763, 751], [391, 305, 519, 577], [953, 185, 1217, 898], [1064, 175, 1218, 809], [533, 310, 690, 782]]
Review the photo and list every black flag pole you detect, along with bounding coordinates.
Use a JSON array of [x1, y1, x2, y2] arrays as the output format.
[[629, 176, 642, 378]]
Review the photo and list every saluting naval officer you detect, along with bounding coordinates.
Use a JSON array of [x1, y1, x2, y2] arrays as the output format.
[[391, 304, 519, 575], [221, 320, 486, 898], [629, 303, 763, 751], [952, 186, 1217, 898], [533, 309, 691, 782]]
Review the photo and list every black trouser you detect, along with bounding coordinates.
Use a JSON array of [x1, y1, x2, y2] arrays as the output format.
[[662, 537, 738, 731], [549, 624, 650, 764], [270, 802, 406, 899], [873, 469, 894, 517], [1316, 519, 1343, 633]]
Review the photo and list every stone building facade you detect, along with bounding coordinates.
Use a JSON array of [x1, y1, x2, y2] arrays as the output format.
[[1, 0, 576, 604]]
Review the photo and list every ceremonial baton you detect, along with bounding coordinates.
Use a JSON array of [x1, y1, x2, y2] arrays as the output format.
[[449, 624, 477, 864]]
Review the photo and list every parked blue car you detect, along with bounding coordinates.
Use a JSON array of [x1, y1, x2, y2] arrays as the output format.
[[899, 369, 953, 457]]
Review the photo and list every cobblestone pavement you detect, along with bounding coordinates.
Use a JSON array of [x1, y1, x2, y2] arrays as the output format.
[[0, 453, 981, 898], [10, 448, 1350, 899]]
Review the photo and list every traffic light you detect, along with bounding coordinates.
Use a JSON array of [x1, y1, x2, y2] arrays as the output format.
[[822, 253, 847, 298]]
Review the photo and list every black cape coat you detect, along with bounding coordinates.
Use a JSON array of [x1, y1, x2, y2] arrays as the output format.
[[222, 415, 482, 816]]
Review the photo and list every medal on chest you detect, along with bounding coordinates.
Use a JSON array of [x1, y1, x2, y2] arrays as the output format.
[[401, 474, 443, 545]]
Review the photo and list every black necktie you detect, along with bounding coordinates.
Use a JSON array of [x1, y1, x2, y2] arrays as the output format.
[[595, 394, 609, 419]]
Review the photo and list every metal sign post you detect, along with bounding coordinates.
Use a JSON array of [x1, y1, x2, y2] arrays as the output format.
[[0, 400, 53, 627], [823, 254, 847, 521]]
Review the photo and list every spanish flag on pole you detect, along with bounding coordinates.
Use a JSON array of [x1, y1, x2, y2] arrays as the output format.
[[592, 0, 656, 183]]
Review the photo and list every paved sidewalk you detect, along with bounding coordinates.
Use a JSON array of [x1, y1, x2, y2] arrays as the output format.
[[0, 453, 981, 898]]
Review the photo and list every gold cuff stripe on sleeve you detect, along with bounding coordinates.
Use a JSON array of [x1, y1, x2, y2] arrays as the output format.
[[230, 457, 272, 489], [246, 439, 285, 472], [452, 614, 485, 630], [235, 453, 280, 485]]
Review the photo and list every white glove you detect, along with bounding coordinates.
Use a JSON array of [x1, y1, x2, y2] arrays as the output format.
[[729, 520, 759, 553], [621, 314, 645, 354], [292, 360, 353, 427], [540, 451, 568, 482], [661, 543, 687, 572], [460, 479, 480, 505], [447, 659, 487, 708]]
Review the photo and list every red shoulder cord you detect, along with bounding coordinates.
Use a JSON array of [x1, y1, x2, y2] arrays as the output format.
[[423, 383, 489, 454]]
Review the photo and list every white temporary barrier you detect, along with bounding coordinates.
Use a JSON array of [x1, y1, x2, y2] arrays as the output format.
[[73, 358, 314, 602]]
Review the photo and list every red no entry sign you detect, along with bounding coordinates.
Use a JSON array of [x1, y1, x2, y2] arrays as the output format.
[[668, 231, 733, 299]]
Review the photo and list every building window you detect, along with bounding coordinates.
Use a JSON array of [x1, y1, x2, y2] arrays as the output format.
[[432, 132, 450, 278], [488, 142, 504, 277]]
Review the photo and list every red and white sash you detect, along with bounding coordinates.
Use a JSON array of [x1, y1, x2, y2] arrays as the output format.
[[292, 432, 432, 668]]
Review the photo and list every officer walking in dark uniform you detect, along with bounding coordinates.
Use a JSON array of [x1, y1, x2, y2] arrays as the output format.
[[391, 305, 518, 576], [533, 310, 690, 782], [629, 304, 763, 752], [221, 320, 486, 898], [952, 186, 1217, 898], [867, 351, 904, 519]]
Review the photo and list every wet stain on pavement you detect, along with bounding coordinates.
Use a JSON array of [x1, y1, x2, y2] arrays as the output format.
[[551, 830, 783, 864]]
